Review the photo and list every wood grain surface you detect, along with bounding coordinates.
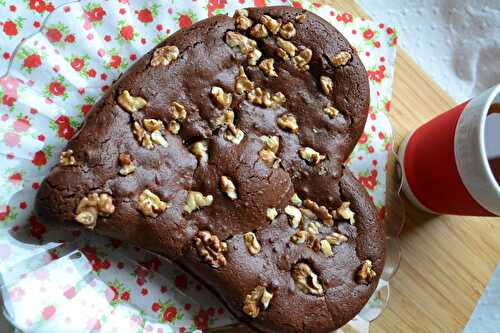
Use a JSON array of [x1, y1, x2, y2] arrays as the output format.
[[219, 1, 500, 332]]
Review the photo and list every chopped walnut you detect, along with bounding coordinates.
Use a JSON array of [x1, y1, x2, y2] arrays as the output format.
[[276, 37, 297, 56], [243, 286, 273, 318], [292, 47, 312, 71], [211, 86, 233, 109], [320, 76, 333, 96], [279, 22, 296, 39], [143, 118, 163, 132], [285, 205, 302, 228], [244, 232, 261, 255], [301, 208, 318, 220], [291, 230, 308, 244], [138, 189, 167, 217], [168, 120, 180, 134], [336, 201, 355, 224], [75, 193, 115, 229], [276, 48, 289, 61], [260, 15, 281, 34], [259, 135, 280, 167], [324, 106, 339, 118], [272, 92, 286, 106], [260, 135, 279, 153], [225, 31, 257, 54], [320, 240, 334, 257], [356, 260, 376, 284], [225, 123, 245, 144], [184, 191, 214, 214], [299, 147, 326, 165], [247, 48, 262, 66], [306, 222, 320, 235], [277, 114, 299, 133], [190, 140, 209, 163], [291, 193, 302, 207], [150, 130, 168, 147], [118, 90, 147, 113], [216, 110, 235, 126], [151, 45, 179, 67], [247, 88, 285, 108], [250, 23, 268, 39], [234, 9, 253, 30], [266, 208, 278, 221], [259, 58, 278, 78], [220, 175, 237, 200], [295, 13, 306, 23], [132, 122, 154, 149], [118, 153, 136, 176], [330, 51, 352, 67], [292, 262, 324, 295], [326, 232, 348, 246], [60, 149, 76, 166], [303, 199, 333, 226], [194, 230, 228, 269], [311, 238, 321, 252], [171, 102, 187, 120], [235, 66, 254, 94]]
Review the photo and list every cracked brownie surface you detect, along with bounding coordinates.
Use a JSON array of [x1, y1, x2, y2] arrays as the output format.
[[36, 6, 385, 332]]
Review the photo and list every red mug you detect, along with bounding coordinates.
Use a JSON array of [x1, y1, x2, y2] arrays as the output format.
[[398, 84, 500, 216]]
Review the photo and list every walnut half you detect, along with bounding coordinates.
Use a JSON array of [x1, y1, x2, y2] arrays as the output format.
[[194, 230, 228, 268], [356, 260, 377, 284], [244, 232, 261, 255], [184, 191, 213, 214], [151, 45, 179, 67], [292, 262, 324, 295], [243, 286, 273, 318], [118, 153, 136, 176], [299, 147, 326, 165], [75, 193, 115, 229], [60, 149, 76, 166], [220, 175, 238, 200], [117, 90, 147, 113], [138, 189, 167, 217], [336, 201, 355, 224]]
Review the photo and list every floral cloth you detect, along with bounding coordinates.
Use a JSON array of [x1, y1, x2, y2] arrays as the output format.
[[0, 1, 397, 332]]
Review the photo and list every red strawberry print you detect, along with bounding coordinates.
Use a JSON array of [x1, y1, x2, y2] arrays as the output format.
[[87, 7, 106, 22], [55, 115, 69, 126], [110, 286, 119, 301], [87, 69, 96, 77], [0, 205, 10, 221], [121, 291, 130, 300], [363, 29, 374, 39], [14, 118, 30, 132], [151, 302, 161, 312], [178, 15, 192, 29], [0, 75, 20, 96], [207, 0, 227, 16], [64, 287, 76, 299], [194, 310, 209, 330], [9, 172, 23, 184], [3, 95, 16, 106], [358, 132, 368, 144], [102, 259, 111, 269], [337, 12, 353, 23], [24, 54, 42, 68], [120, 25, 134, 40], [137, 9, 153, 23], [3, 21, 18, 36], [109, 55, 121, 69], [49, 82, 65, 96], [4, 132, 20, 147], [29, 0, 46, 13], [175, 274, 188, 289], [71, 58, 85, 71], [58, 125, 74, 140], [65, 34, 75, 43], [385, 100, 391, 112], [46, 28, 62, 43], [32, 150, 47, 166], [42, 305, 56, 320], [29, 215, 46, 239], [163, 306, 177, 322], [291, 1, 302, 8], [253, 0, 267, 7]]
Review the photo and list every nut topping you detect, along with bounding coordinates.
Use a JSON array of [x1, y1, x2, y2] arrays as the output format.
[[171, 102, 187, 120], [356, 260, 376, 284], [225, 31, 257, 55], [132, 121, 153, 149], [299, 147, 326, 165], [247, 48, 263, 66], [150, 130, 168, 147], [324, 106, 339, 118], [292, 47, 312, 71], [276, 37, 297, 56], [118, 90, 147, 113], [243, 286, 273, 318], [291, 230, 308, 244], [184, 191, 214, 214], [247, 88, 285, 108], [235, 66, 255, 94], [277, 114, 299, 133], [336, 201, 355, 224], [303, 199, 333, 226], [118, 153, 136, 176], [143, 119, 163, 132], [266, 208, 278, 221], [151, 45, 179, 67], [320, 76, 333, 96], [168, 120, 180, 134], [259, 58, 278, 78], [234, 9, 253, 30], [291, 193, 302, 207], [279, 22, 296, 39], [320, 239, 334, 257], [301, 208, 318, 220], [220, 175, 238, 200], [75, 193, 115, 229], [60, 149, 76, 166], [194, 230, 228, 269], [243, 232, 261, 255], [138, 189, 167, 217], [306, 222, 320, 235], [211, 86, 233, 109], [250, 23, 268, 39], [218, 110, 244, 145], [295, 13, 306, 23], [259, 135, 280, 167], [326, 232, 348, 245], [190, 140, 209, 163], [260, 15, 281, 34], [292, 262, 324, 295], [330, 51, 352, 67], [276, 48, 289, 61], [285, 205, 302, 228]]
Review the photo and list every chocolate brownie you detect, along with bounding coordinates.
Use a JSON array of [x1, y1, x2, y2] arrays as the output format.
[[35, 6, 385, 332]]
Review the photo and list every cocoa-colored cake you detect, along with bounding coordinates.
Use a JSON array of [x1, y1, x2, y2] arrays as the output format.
[[36, 6, 386, 332]]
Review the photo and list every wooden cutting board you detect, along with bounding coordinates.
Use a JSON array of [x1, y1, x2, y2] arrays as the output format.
[[220, 1, 500, 332]]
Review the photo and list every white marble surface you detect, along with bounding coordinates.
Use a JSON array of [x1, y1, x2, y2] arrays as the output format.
[[357, 0, 500, 102]]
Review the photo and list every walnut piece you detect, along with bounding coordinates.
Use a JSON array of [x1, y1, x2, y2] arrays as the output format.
[[151, 45, 179, 67], [194, 230, 228, 269], [247, 48, 263, 66], [301, 208, 318, 220], [220, 175, 237, 200], [320, 239, 334, 257], [150, 130, 169, 147], [291, 193, 302, 207], [292, 262, 324, 295], [143, 118, 163, 132], [134, 121, 167, 149], [138, 189, 167, 217], [336, 201, 355, 224], [225, 124, 245, 144], [75, 193, 115, 229], [277, 114, 299, 133], [244, 232, 261, 255], [291, 230, 308, 244], [306, 222, 319, 235], [243, 286, 273, 318], [299, 147, 326, 165], [311, 238, 321, 252], [234, 9, 253, 30], [324, 106, 339, 118], [118, 90, 147, 113], [259, 135, 280, 167], [330, 51, 352, 67], [295, 13, 306, 23], [266, 208, 278, 221], [303, 199, 333, 226], [260, 15, 281, 34], [184, 191, 214, 214], [356, 260, 376, 284], [276, 37, 297, 56], [326, 232, 348, 245], [118, 153, 136, 176], [168, 120, 180, 134], [320, 76, 333, 96], [171, 102, 187, 120], [292, 47, 312, 71], [235, 66, 254, 94], [190, 140, 209, 163], [225, 31, 257, 55], [279, 22, 296, 39], [259, 58, 278, 78], [276, 48, 289, 61], [285, 205, 302, 228], [250, 23, 268, 39], [211, 86, 233, 109], [132, 121, 153, 149], [60, 149, 76, 166], [247, 88, 285, 108]]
